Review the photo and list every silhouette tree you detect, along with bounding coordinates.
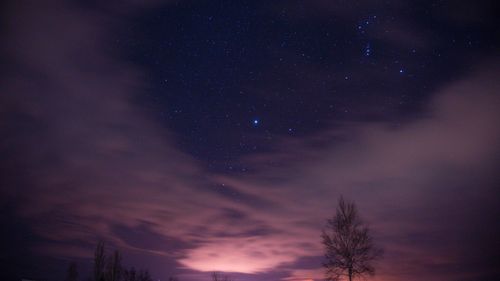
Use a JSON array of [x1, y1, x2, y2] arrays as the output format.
[[123, 267, 153, 281], [321, 197, 382, 281], [82, 241, 158, 281], [123, 267, 135, 281], [65, 261, 78, 281], [93, 241, 106, 281], [105, 250, 122, 281], [137, 269, 153, 281]]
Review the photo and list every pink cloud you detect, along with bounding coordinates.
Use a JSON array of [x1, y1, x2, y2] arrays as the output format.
[[1, 1, 499, 280]]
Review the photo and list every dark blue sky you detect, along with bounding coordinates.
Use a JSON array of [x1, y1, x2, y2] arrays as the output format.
[[1, 1, 499, 281], [105, 0, 498, 173]]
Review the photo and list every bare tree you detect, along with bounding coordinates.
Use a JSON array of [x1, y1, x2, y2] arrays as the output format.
[[137, 269, 153, 281], [93, 241, 106, 281], [65, 261, 78, 281], [123, 267, 137, 281], [106, 250, 122, 281], [321, 197, 382, 281]]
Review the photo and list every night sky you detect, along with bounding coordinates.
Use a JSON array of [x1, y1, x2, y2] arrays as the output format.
[[1, 0, 500, 280]]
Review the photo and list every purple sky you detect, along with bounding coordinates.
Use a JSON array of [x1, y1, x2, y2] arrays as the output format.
[[1, 1, 500, 281]]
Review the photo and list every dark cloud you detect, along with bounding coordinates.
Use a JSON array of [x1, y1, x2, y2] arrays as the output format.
[[1, 0, 499, 281]]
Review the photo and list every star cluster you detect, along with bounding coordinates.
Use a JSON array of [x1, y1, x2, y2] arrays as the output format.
[[113, 0, 497, 174]]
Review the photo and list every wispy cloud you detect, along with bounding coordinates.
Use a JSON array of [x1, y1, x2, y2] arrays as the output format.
[[1, 1, 499, 280]]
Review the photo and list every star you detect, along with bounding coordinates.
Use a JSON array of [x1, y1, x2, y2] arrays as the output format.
[[252, 119, 260, 126], [364, 43, 371, 57]]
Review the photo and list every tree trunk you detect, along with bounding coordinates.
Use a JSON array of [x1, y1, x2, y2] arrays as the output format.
[[348, 267, 352, 281]]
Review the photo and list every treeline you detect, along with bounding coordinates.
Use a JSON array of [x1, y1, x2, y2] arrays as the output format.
[[65, 197, 382, 281], [63, 242, 227, 281], [65, 242, 156, 281]]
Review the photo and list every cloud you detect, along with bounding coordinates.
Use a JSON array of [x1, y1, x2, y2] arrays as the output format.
[[1, 0, 499, 280], [187, 64, 500, 280], [1, 1, 317, 276], [218, 63, 500, 280], [0, 0, 215, 265]]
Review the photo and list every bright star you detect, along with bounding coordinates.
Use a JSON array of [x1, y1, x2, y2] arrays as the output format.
[[253, 119, 259, 125], [364, 43, 371, 56]]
